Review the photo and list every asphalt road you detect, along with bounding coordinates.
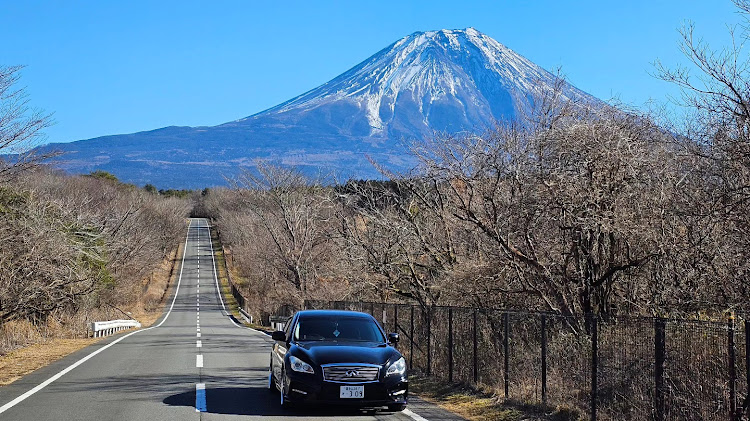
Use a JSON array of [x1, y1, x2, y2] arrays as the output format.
[[0, 218, 464, 421]]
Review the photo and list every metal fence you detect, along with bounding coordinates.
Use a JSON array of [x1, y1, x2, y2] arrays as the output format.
[[304, 300, 750, 421]]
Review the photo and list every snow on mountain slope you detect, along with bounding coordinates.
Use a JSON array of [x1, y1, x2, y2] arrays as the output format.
[[232, 27, 595, 140]]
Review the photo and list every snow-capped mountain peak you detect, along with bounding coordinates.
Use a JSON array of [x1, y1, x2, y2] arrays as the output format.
[[237, 28, 594, 139]]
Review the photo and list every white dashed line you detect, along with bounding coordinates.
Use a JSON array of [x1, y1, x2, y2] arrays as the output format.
[[197, 332, 201, 338], [196, 355, 203, 368], [195, 383, 206, 412], [197, 340, 202, 348]]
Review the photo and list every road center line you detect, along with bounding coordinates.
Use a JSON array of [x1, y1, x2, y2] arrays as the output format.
[[195, 383, 206, 412]]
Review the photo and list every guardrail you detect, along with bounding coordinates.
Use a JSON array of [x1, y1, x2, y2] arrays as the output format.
[[238, 307, 253, 324], [90, 320, 141, 337]]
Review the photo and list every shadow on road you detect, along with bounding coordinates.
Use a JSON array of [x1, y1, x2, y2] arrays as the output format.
[[163, 386, 404, 417]]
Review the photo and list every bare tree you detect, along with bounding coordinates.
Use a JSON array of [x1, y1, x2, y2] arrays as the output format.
[[0, 169, 189, 324], [655, 0, 750, 310], [233, 164, 334, 293], [337, 179, 457, 307], [0, 65, 55, 181]]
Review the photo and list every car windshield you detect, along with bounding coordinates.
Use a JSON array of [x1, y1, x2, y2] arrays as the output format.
[[295, 316, 385, 342]]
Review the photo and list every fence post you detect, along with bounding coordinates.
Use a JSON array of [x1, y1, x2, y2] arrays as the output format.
[[448, 307, 454, 383], [394, 304, 398, 334], [427, 307, 432, 376], [504, 312, 510, 399], [746, 319, 749, 415], [589, 313, 598, 421], [541, 314, 547, 405], [654, 318, 666, 421], [729, 315, 737, 421], [473, 309, 478, 384], [410, 306, 415, 370]]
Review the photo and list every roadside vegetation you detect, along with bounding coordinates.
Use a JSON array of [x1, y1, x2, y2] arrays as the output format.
[[0, 168, 190, 355]]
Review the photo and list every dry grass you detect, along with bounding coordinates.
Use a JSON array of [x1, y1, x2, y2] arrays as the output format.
[[0, 243, 182, 387], [0, 338, 100, 386], [409, 373, 581, 421]]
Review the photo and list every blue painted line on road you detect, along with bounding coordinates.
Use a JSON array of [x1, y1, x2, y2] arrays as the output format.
[[196, 383, 206, 412]]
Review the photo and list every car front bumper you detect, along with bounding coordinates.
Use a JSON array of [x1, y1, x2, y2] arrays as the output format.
[[284, 371, 408, 407]]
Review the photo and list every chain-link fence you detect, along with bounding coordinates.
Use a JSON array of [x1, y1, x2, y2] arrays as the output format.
[[304, 300, 750, 421]]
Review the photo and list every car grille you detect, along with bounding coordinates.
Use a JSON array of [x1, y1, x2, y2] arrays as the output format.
[[322, 365, 380, 383]]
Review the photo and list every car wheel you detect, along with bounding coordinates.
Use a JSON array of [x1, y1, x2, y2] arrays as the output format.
[[388, 403, 406, 412]]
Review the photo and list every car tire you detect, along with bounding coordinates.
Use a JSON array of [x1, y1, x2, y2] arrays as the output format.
[[388, 403, 406, 412]]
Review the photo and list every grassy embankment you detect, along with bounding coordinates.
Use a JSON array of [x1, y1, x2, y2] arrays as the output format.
[[208, 226, 273, 333]]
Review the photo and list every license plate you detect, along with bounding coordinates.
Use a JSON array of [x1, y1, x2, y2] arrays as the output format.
[[340, 385, 364, 399]]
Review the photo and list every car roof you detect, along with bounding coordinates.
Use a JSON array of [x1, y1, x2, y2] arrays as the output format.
[[296, 309, 375, 319]]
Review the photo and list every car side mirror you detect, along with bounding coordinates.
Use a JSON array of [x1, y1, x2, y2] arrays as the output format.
[[388, 332, 399, 344], [271, 331, 286, 342]]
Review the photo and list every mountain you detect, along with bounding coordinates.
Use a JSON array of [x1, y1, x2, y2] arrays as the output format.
[[41, 28, 598, 188]]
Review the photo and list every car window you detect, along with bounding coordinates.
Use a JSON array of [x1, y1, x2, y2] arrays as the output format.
[[295, 316, 385, 342]]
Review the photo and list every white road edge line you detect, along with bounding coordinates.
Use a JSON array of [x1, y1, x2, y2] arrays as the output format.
[[0, 219, 195, 415], [403, 408, 429, 421]]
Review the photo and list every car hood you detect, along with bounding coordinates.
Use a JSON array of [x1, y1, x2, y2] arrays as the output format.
[[294, 341, 399, 366]]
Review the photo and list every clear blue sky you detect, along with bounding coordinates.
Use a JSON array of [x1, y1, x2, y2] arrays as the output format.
[[0, 1, 744, 144]]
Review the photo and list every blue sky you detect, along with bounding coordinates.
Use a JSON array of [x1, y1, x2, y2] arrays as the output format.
[[0, 1, 744, 144]]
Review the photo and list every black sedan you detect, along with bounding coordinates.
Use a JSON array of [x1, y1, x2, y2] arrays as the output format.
[[268, 309, 408, 411]]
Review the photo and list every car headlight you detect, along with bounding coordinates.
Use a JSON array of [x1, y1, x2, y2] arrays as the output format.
[[386, 356, 406, 376], [289, 355, 314, 374]]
